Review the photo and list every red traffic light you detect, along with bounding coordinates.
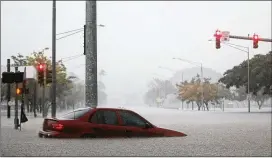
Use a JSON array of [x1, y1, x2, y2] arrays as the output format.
[[253, 34, 259, 41], [37, 64, 45, 71], [252, 34, 259, 49], [214, 30, 222, 39]]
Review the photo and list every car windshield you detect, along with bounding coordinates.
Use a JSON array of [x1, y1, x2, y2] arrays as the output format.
[[59, 108, 91, 119]]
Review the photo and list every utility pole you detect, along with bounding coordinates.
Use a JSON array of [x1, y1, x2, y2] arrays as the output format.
[[51, 0, 57, 117], [85, 0, 98, 108], [14, 67, 19, 129], [7, 59, 11, 118]]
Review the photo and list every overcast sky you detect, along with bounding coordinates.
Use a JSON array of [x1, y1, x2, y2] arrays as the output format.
[[1, 1, 271, 103]]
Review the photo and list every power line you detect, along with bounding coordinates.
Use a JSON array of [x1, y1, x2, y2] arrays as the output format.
[[61, 55, 84, 62], [56, 28, 83, 36], [60, 54, 83, 60], [56, 30, 83, 41]]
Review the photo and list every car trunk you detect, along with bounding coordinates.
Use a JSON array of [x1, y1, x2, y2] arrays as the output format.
[[43, 118, 60, 131]]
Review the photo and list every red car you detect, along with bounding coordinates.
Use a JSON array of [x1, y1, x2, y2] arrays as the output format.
[[38, 107, 187, 138]]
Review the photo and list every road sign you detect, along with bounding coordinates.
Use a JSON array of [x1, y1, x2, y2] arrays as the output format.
[[221, 31, 230, 41]]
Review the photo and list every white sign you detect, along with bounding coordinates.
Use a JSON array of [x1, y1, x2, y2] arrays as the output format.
[[221, 31, 230, 41]]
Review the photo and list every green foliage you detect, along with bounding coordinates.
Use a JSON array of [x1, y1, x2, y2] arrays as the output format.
[[98, 70, 107, 104], [2, 49, 80, 115], [219, 51, 272, 95], [176, 74, 233, 111]]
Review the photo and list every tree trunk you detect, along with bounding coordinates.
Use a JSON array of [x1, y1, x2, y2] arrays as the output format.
[[196, 103, 201, 111], [44, 103, 51, 117], [29, 100, 33, 112], [257, 100, 264, 110], [205, 102, 209, 111]]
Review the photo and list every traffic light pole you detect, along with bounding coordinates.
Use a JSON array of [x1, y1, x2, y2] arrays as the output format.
[[42, 66, 46, 118], [221, 42, 251, 113], [20, 67, 26, 131], [7, 59, 11, 118], [33, 81, 37, 117], [14, 67, 19, 130], [247, 47, 250, 113]]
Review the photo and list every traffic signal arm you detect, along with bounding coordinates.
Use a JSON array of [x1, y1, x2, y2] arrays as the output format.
[[229, 35, 272, 42]]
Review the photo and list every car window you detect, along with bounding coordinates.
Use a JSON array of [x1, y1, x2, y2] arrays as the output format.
[[60, 108, 90, 119], [119, 111, 146, 128], [90, 110, 118, 125]]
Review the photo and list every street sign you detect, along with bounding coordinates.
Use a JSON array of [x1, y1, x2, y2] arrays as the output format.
[[221, 31, 230, 41]]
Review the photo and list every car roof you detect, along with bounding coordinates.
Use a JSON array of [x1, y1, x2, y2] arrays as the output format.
[[73, 107, 135, 113], [95, 107, 134, 112]]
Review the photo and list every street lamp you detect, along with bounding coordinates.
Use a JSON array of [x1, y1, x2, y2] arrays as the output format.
[[173, 58, 204, 109], [208, 39, 251, 113]]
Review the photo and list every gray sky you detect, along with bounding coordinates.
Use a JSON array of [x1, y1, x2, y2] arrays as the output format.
[[1, 1, 271, 103]]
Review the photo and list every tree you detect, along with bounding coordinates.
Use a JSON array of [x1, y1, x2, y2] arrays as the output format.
[[98, 70, 107, 105], [7, 49, 76, 116], [251, 87, 270, 109], [219, 51, 272, 96], [176, 74, 231, 111], [144, 78, 176, 107]]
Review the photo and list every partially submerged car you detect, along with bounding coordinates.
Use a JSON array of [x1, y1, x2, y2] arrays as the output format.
[[39, 107, 187, 138]]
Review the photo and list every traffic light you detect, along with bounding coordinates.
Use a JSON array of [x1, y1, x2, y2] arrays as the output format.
[[14, 72, 24, 83], [83, 25, 86, 55], [2, 72, 24, 83], [46, 68, 52, 84], [37, 64, 45, 86], [37, 64, 45, 71], [2, 72, 15, 84], [16, 88, 23, 95], [214, 30, 222, 49], [253, 34, 259, 49]]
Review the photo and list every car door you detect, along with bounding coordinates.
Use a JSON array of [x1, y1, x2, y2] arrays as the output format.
[[117, 110, 152, 137], [89, 110, 123, 138]]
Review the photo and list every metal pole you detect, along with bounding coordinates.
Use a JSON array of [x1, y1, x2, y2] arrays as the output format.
[[42, 66, 46, 118], [247, 47, 250, 112], [7, 59, 11, 118], [51, 0, 57, 117], [200, 64, 204, 108], [85, 0, 98, 108], [20, 67, 27, 131], [229, 35, 272, 42], [14, 67, 19, 129], [33, 81, 37, 117]]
